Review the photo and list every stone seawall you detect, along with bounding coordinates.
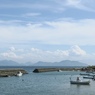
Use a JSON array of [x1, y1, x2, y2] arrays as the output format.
[[0, 68, 28, 77], [33, 68, 81, 73]]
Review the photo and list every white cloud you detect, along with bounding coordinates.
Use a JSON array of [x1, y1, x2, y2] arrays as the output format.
[[0, 18, 95, 45], [0, 20, 23, 24], [22, 13, 41, 17], [65, 0, 95, 12], [0, 0, 95, 13], [0, 1, 61, 11], [9, 47, 24, 52], [66, 0, 81, 6], [69, 45, 86, 56], [9, 47, 16, 51], [0, 52, 23, 59], [0, 45, 92, 64]]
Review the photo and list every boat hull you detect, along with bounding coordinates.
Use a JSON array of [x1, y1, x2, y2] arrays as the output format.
[[16, 71, 23, 77], [70, 81, 90, 85], [83, 76, 93, 79], [17, 73, 22, 76]]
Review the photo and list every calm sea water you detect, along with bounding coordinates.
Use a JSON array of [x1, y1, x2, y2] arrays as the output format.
[[0, 66, 95, 95]]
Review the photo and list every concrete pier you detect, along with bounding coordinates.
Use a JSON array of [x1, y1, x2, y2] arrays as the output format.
[[0, 68, 28, 77], [33, 68, 81, 73]]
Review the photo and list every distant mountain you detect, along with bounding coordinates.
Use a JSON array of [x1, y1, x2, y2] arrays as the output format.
[[24, 61, 33, 66], [0, 60, 20, 66], [32, 61, 52, 66], [33, 60, 87, 66], [0, 60, 88, 66]]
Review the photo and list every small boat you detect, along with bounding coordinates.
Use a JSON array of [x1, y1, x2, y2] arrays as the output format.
[[80, 73, 89, 76], [83, 76, 93, 79], [70, 77, 90, 85], [16, 71, 23, 77], [88, 74, 95, 76], [70, 80, 90, 85], [86, 71, 93, 73], [58, 69, 62, 72]]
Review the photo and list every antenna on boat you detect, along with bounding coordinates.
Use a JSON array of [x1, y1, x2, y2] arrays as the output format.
[[70, 77, 71, 81], [70, 75, 72, 81]]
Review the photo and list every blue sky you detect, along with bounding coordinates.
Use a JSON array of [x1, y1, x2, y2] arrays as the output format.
[[0, 0, 95, 65]]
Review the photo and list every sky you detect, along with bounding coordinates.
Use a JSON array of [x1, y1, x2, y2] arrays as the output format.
[[0, 0, 95, 65]]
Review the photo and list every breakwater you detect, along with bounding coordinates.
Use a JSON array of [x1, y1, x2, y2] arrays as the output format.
[[33, 68, 81, 73], [33, 66, 95, 73], [0, 68, 28, 77]]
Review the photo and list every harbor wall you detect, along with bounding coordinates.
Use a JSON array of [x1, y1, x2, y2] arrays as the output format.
[[0, 68, 28, 77]]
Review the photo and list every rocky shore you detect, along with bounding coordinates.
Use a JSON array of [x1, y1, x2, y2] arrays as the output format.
[[81, 66, 95, 72], [0, 68, 28, 77]]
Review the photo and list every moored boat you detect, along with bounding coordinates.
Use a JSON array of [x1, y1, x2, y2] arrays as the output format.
[[83, 76, 93, 79], [80, 73, 90, 76], [70, 80, 90, 85], [58, 69, 62, 72], [16, 71, 23, 77], [70, 77, 90, 85]]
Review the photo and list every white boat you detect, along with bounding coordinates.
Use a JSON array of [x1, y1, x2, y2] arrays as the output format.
[[80, 73, 90, 76], [58, 69, 62, 72], [70, 77, 90, 85], [16, 71, 23, 77], [83, 76, 93, 79], [70, 80, 90, 85]]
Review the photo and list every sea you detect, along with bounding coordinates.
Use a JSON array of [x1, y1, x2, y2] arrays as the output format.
[[0, 66, 95, 95]]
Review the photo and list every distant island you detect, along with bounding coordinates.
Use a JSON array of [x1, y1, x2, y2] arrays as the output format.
[[33, 60, 87, 66], [0, 60, 87, 66], [0, 60, 20, 66]]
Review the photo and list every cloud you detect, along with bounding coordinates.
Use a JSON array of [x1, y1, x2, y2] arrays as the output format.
[[9, 47, 16, 51], [0, 45, 90, 63], [0, 47, 24, 61], [9, 47, 24, 52], [69, 45, 86, 56], [0, 18, 95, 45], [0, 45, 95, 65], [22, 13, 41, 17], [65, 0, 95, 12], [0, 52, 23, 59], [66, 0, 81, 6], [0, 13, 41, 19], [0, 0, 95, 14], [0, 20, 22, 24], [0, 1, 61, 11]]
